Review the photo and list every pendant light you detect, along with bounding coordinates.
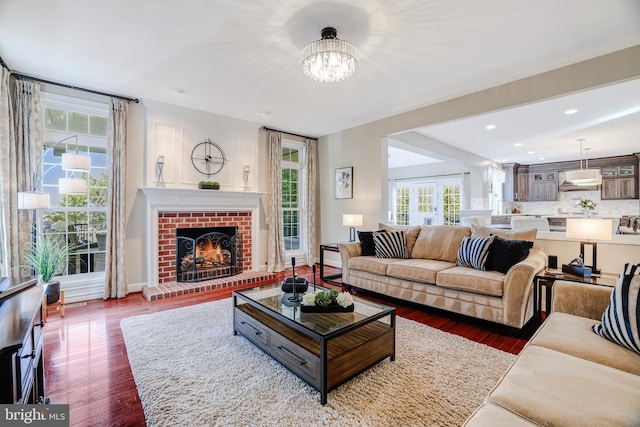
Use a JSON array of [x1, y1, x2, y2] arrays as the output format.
[[565, 139, 602, 186]]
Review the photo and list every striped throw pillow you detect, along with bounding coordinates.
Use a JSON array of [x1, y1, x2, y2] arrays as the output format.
[[456, 236, 495, 271], [592, 263, 640, 355], [373, 230, 408, 259]]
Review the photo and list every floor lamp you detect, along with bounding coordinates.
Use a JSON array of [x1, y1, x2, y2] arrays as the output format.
[[565, 218, 613, 275]]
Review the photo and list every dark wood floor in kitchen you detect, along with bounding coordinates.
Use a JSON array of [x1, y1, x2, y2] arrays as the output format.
[[43, 265, 533, 426]]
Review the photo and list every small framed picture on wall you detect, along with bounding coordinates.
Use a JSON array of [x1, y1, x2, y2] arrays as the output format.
[[335, 167, 353, 199]]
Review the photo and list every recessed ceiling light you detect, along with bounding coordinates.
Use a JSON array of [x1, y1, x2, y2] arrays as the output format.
[[499, 159, 508, 162], [528, 151, 535, 154], [485, 124, 496, 130], [514, 143, 522, 147], [171, 88, 186, 94], [259, 110, 271, 116], [564, 109, 578, 115], [538, 157, 545, 160]]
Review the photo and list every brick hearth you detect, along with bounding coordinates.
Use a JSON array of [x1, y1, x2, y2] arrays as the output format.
[[142, 270, 276, 301]]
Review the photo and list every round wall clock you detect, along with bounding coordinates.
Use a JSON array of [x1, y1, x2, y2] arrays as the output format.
[[191, 138, 227, 176]]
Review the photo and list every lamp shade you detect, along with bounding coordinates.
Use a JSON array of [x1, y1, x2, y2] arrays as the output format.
[[342, 214, 363, 227], [566, 218, 613, 241], [61, 152, 91, 172], [17, 191, 50, 209], [58, 177, 87, 194], [565, 169, 602, 186]]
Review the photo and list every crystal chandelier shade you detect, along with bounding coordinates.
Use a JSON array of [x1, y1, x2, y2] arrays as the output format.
[[300, 27, 358, 83]]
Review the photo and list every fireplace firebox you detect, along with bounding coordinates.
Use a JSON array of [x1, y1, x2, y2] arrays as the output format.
[[176, 226, 242, 282]]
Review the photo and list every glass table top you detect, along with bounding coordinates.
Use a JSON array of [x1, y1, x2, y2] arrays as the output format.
[[234, 282, 394, 337], [538, 271, 619, 287]]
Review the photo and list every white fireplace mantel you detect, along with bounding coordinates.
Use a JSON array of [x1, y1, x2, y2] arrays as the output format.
[[140, 187, 265, 211], [140, 187, 265, 287]]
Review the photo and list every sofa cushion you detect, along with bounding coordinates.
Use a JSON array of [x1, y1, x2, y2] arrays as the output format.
[[378, 223, 421, 255], [487, 345, 640, 427], [530, 312, 640, 376], [357, 230, 384, 256], [411, 225, 471, 262], [386, 259, 456, 284], [485, 236, 533, 274], [592, 266, 640, 355], [374, 230, 408, 259], [470, 225, 537, 242], [436, 266, 505, 297], [456, 236, 494, 271], [464, 403, 538, 426], [348, 256, 397, 276]]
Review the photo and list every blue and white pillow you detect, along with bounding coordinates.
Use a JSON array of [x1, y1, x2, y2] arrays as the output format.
[[456, 236, 495, 271], [592, 263, 640, 355], [373, 230, 408, 259]]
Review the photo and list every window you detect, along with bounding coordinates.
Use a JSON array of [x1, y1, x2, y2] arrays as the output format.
[[40, 93, 108, 276], [488, 167, 505, 214], [281, 141, 304, 254], [442, 183, 461, 225], [394, 186, 410, 225]]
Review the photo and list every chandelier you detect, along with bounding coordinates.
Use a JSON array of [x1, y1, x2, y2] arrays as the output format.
[[300, 27, 358, 83]]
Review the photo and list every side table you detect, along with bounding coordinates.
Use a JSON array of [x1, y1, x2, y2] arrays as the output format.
[[319, 243, 342, 285], [533, 271, 618, 325]]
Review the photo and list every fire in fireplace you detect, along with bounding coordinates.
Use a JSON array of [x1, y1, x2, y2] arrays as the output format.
[[176, 226, 242, 282]]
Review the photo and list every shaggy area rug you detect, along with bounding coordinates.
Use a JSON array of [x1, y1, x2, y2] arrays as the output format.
[[121, 298, 515, 426]]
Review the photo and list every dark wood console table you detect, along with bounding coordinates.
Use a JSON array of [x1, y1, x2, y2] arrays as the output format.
[[0, 277, 46, 403]]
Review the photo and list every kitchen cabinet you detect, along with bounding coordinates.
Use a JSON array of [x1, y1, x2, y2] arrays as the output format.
[[516, 172, 529, 201], [529, 171, 557, 201], [601, 165, 637, 199], [502, 163, 529, 201]]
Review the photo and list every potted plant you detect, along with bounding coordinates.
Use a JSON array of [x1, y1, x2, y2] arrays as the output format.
[[24, 230, 68, 304], [198, 180, 220, 190]]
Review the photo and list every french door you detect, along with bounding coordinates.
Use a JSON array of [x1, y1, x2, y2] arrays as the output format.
[[392, 178, 461, 226]]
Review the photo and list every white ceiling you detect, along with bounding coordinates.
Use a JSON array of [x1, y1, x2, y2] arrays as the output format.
[[413, 78, 640, 165], [1, 1, 639, 164]]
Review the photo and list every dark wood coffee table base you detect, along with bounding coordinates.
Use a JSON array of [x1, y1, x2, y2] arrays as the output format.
[[233, 294, 395, 404]]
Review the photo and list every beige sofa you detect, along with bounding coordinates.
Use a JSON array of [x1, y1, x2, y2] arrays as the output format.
[[339, 224, 546, 329], [464, 280, 640, 426]]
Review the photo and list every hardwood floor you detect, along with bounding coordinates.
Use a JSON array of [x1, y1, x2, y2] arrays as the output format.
[[42, 266, 532, 426]]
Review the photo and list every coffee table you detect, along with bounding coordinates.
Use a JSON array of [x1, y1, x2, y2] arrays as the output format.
[[233, 283, 396, 404]]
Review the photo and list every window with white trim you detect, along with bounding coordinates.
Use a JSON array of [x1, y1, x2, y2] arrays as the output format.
[[40, 92, 108, 276], [281, 140, 305, 256]]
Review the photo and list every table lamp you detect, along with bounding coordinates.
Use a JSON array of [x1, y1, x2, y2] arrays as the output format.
[[565, 218, 612, 275], [342, 214, 363, 242]]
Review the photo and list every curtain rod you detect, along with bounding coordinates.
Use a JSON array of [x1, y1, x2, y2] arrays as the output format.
[[262, 126, 316, 141], [390, 172, 470, 181], [10, 70, 139, 104]]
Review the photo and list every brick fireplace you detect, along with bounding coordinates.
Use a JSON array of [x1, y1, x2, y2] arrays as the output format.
[[159, 213, 249, 283], [141, 187, 266, 289]]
